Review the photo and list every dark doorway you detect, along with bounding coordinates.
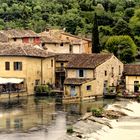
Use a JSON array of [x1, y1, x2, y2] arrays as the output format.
[[134, 81, 139, 92]]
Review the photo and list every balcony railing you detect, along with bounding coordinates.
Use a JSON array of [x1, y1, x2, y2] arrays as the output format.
[[55, 67, 65, 72]]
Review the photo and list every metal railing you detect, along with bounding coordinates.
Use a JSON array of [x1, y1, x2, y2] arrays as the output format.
[[55, 67, 65, 72]]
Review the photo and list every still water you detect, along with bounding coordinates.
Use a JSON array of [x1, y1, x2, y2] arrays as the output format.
[[0, 96, 114, 140]]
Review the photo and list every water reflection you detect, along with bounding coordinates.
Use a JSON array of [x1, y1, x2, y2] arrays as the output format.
[[0, 97, 56, 133], [0, 96, 115, 139]]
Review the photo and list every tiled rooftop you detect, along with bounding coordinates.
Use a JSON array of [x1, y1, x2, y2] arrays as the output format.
[[124, 64, 140, 76]]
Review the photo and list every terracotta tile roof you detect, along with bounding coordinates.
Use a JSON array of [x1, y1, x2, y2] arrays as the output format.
[[61, 32, 92, 42], [39, 30, 90, 45], [55, 53, 80, 62], [0, 43, 53, 58], [64, 78, 94, 85], [66, 53, 113, 69], [0, 32, 8, 42], [0, 29, 39, 40], [39, 31, 69, 44], [124, 64, 140, 76]]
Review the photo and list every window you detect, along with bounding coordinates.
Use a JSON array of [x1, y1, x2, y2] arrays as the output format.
[[79, 69, 84, 77], [69, 44, 73, 53], [61, 63, 64, 67], [13, 38, 17, 42], [105, 70, 107, 76], [29, 38, 33, 43], [134, 81, 139, 92], [60, 43, 63, 46], [5, 62, 10, 70], [42, 42, 45, 47], [111, 67, 114, 77], [22, 37, 29, 43], [35, 79, 40, 85], [51, 59, 53, 67], [119, 65, 121, 75], [34, 37, 40, 44], [14, 62, 22, 71], [87, 85, 91, 91]]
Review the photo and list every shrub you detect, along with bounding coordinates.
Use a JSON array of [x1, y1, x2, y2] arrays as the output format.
[[67, 127, 74, 134], [35, 85, 42, 93], [92, 108, 103, 117], [42, 85, 51, 94], [35, 85, 51, 94]]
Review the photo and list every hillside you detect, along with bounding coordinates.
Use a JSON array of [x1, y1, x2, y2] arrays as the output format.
[[0, 0, 140, 62]]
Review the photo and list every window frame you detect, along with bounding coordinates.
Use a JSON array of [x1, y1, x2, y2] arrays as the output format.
[[86, 85, 91, 91], [119, 65, 121, 75], [79, 69, 84, 77], [5, 62, 10, 71], [105, 70, 107, 76], [51, 59, 53, 67], [14, 62, 22, 71], [111, 67, 114, 77]]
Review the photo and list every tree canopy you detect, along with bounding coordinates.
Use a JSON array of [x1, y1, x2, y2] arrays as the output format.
[[105, 35, 137, 63], [0, 0, 139, 62]]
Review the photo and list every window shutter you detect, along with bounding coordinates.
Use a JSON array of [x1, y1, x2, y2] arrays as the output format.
[[84, 70, 86, 78], [20, 62, 22, 70], [14, 62, 16, 70], [76, 70, 79, 78]]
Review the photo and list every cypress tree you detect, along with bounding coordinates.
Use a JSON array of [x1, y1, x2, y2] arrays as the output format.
[[92, 13, 100, 53]]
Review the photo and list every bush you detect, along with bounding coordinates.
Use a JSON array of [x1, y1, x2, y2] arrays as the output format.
[[67, 127, 74, 134], [35, 85, 42, 93], [42, 85, 51, 93], [35, 84, 51, 94], [92, 108, 103, 117]]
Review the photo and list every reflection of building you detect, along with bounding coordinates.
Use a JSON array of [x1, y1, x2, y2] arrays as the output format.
[[124, 64, 140, 93], [63, 99, 113, 123], [0, 97, 56, 132], [64, 54, 123, 101]]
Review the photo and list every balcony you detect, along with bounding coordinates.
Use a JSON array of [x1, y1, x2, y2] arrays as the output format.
[[55, 67, 65, 72]]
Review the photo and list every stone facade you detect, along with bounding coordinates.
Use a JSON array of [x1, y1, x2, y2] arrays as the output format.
[[124, 64, 140, 93], [39, 29, 91, 54], [0, 57, 42, 95], [60, 32, 92, 54], [64, 55, 123, 100]]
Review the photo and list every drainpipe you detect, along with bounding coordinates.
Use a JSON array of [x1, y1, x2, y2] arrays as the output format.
[[41, 58, 43, 85], [79, 85, 82, 101]]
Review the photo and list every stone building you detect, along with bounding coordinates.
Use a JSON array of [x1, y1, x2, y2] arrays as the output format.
[[0, 43, 54, 98], [63, 53, 123, 101], [124, 64, 140, 93], [0, 29, 41, 45], [39, 29, 92, 54], [54, 54, 78, 89]]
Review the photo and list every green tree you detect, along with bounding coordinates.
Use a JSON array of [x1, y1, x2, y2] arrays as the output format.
[[123, 8, 134, 22], [112, 19, 132, 36], [105, 35, 137, 63], [130, 9, 140, 36], [92, 13, 100, 53]]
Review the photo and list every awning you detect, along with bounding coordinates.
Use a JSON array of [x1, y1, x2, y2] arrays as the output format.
[[0, 77, 24, 84]]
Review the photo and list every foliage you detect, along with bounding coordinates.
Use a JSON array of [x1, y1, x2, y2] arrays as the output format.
[[35, 84, 51, 94], [130, 9, 140, 36], [92, 13, 100, 53], [105, 35, 137, 63], [91, 108, 103, 117], [67, 127, 74, 134], [112, 19, 132, 36], [0, 0, 140, 61]]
